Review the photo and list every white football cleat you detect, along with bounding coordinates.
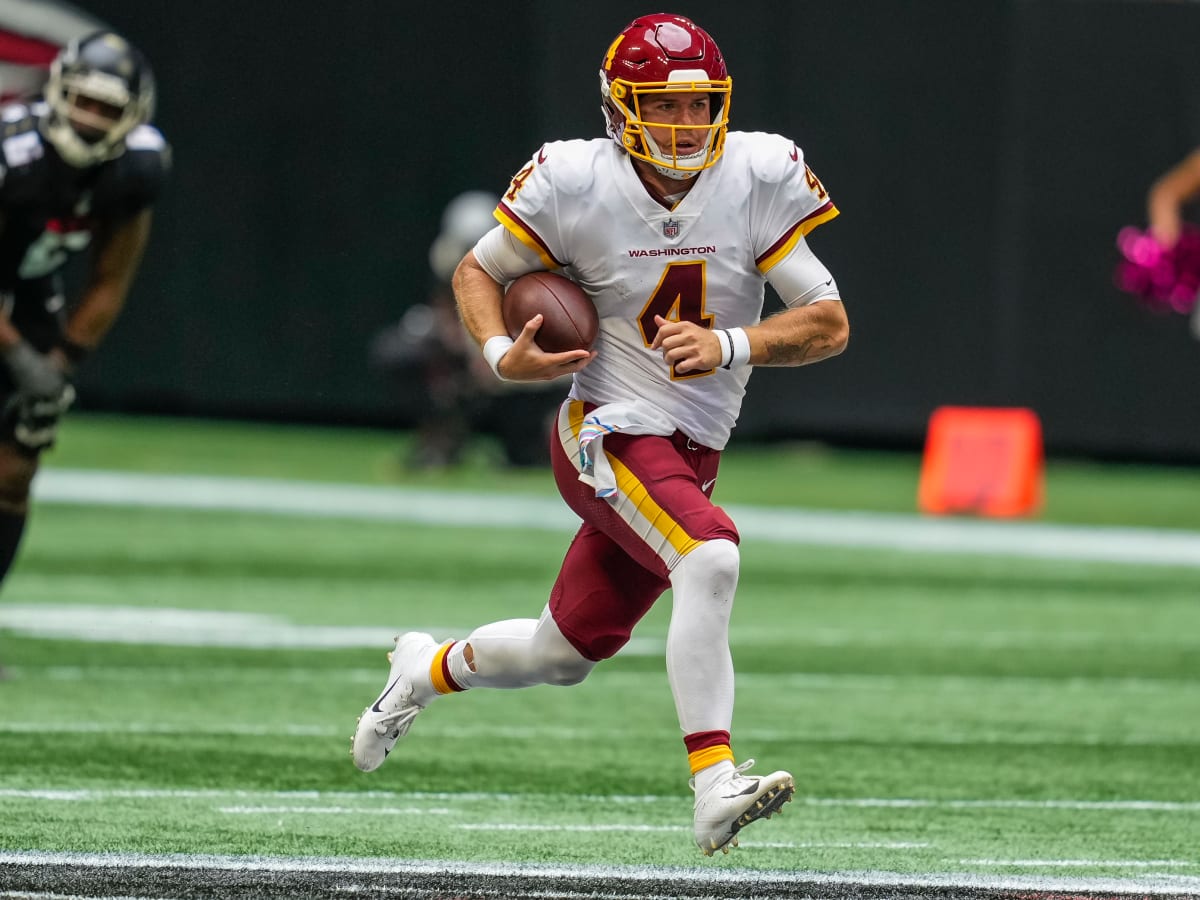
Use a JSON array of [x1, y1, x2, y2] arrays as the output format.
[[691, 759, 795, 856], [351, 631, 437, 772]]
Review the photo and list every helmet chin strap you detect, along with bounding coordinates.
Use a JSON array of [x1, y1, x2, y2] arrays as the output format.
[[641, 129, 711, 180]]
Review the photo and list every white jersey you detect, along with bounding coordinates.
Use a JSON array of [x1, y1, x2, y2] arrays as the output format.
[[494, 131, 839, 450]]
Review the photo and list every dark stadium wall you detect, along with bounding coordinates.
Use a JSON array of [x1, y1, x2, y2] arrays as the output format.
[[74, 1, 1200, 461]]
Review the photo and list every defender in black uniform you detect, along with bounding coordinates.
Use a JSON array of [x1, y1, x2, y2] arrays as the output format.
[[0, 31, 169, 617]]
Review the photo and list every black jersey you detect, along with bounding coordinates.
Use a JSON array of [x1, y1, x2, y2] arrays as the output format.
[[0, 102, 170, 293]]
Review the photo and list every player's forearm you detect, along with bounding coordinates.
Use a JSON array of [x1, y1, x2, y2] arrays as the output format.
[[63, 284, 128, 350], [0, 312, 23, 351], [451, 251, 508, 348], [64, 211, 152, 352], [746, 299, 849, 367]]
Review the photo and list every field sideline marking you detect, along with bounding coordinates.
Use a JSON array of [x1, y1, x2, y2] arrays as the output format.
[[2, 850, 1199, 896], [3, 787, 1199, 812], [1, 718, 1195, 749], [960, 859, 1195, 868], [32, 467, 1200, 567], [6, 604, 1200, 656]]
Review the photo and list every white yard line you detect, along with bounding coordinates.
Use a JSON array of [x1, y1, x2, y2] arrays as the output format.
[[218, 806, 452, 816], [32, 468, 1200, 567], [2, 850, 1199, 896], [959, 859, 1195, 868], [0, 719, 1195, 749], [8, 604, 1200, 655], [3, 787, 1199, 812]]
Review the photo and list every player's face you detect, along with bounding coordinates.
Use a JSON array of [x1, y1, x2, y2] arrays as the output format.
[[65, 93, 124, 143], [638, 91, 712, 157]]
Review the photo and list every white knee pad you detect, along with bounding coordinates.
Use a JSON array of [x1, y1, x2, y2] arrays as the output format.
[[671, 538, 740, 606], [531, 610, 594, 686], [465, 607, 594, 689]]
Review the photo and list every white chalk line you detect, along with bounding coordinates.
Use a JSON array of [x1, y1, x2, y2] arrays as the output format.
[[2, 850, 1199, 895], [3, 787, 1198, 812], [31, 467, 1200, 568]]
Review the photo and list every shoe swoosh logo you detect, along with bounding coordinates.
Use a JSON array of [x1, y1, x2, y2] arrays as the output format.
[[701, 478, 716, 493], [722, 779, 760, 799], [371, 675, 404, 713]]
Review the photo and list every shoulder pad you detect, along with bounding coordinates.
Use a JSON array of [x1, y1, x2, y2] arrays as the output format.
[[535, 139, 605, 196], [93, 131, 172, 216], [125, 125, 172, 173], [731, 131, 805, 185]]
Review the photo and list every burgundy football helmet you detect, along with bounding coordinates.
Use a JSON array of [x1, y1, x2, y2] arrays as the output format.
[[599, 14, 732, 180]]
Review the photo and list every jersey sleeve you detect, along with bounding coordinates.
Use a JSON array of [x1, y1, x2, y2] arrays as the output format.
[[748, 134, 839, 275], [94, 125, 171, 219], [492, 141, 581, 271]]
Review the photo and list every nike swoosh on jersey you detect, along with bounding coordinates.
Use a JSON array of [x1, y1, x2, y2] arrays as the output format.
[[701, 478, 717, 492]]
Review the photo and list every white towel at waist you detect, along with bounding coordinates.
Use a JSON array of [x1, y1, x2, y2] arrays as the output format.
[[577, 400, 676, 499]]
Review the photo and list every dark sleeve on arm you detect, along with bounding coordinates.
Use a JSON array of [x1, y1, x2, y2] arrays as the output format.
[[94, 143, 172, 220]]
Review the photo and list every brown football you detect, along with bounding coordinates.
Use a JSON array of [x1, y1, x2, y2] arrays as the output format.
[[502, 271, 599, 353]]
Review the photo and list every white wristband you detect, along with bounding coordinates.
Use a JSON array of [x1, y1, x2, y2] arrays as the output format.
[[726, 327, 751, 368], [482, 335, 515, 381], [715, 329, 733, 368], [717, 327, 751, 370]]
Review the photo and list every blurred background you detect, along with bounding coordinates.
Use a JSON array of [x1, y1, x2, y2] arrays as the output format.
[[29, 0, 1200, 463]]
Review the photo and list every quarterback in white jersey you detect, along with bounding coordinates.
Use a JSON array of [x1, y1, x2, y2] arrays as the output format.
[[350, 13, 849, 858], [483, 130, 840, 449]]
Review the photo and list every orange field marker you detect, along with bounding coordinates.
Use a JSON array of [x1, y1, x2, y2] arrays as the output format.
[[917, 406, 1044, 517]]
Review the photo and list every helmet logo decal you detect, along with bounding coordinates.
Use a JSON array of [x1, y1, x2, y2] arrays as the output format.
[[603, 35, 625, 71]]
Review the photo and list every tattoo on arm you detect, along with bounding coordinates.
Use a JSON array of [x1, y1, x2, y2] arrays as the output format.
[[762, 333, 836, 366]]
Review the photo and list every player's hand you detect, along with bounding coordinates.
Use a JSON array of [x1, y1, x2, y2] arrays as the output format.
[[499, 314, 595, 382], [651, 315, 721, 374], [1, 340, 76, 451], [2, 340, 69, 398]]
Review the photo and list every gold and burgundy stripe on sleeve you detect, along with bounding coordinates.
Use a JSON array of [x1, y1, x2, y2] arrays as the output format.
[[755, 200, 840, 273], [429, 641, 465, 694], [494, 202, 563, 270], [684, 729, 735, 774]]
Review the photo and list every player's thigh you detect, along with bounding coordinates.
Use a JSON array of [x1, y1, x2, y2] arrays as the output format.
[[548, 523, 669, 661], [0, 440, 40, 509], [551, 399, 738, 578]]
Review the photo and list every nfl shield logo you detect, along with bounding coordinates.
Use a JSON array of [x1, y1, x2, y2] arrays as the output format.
[[662, 218, 680, 239]]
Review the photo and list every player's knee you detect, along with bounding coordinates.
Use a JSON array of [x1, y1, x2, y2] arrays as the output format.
[[687, 538, 740, 591], [541, 645, 594, 686]]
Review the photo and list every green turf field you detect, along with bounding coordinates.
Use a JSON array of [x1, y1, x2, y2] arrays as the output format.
[[1, 414, 1198, 897]]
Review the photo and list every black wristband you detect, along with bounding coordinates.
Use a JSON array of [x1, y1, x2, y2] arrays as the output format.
[[58, 337, 91, 365]]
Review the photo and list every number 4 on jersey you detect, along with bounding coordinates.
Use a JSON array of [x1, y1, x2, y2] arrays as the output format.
[[638, 260, 716, 380]]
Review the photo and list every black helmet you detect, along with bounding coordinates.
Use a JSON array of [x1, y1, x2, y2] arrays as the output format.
[[41, 31, 155, 167]]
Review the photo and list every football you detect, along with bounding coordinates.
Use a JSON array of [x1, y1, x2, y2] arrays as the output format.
[[502, 272, 599, 353]]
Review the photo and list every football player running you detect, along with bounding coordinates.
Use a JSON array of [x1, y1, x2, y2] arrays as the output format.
[[0, 33, 168, 636], [352, 13, 849, 856]]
